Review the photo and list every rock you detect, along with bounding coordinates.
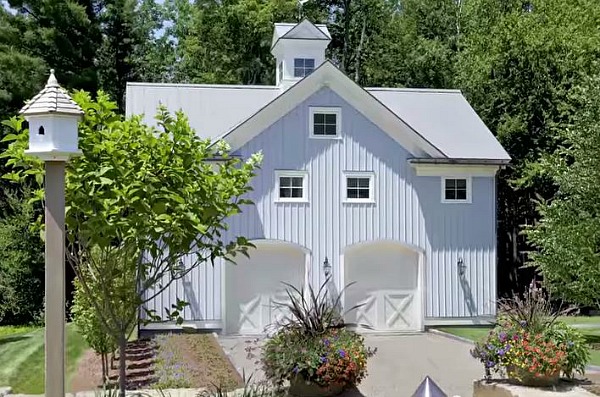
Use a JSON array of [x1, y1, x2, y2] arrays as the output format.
[[0, 387, 11, 397]]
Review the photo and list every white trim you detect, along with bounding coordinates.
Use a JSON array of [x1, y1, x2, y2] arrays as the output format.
[[342, 171, 375, 204], [411, 163, 500, 177], [424, 316, 495, 326], [223, 62, 445, 157], [140, 320, 223, 331], [309, 106, 341, 138], [274, 170, 309, 203], [441, 176, 472, 204]]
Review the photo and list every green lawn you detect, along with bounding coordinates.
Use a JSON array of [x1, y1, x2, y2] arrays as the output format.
[[0, 324, 88, 393], [436, 317, 600, 367]]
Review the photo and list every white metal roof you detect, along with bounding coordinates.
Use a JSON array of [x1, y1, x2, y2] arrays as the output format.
[[125, 83, 280, 140], [126, 74, 510, 162], [367, 88, 511, 161], [20, 69, 83, 116], [272, 20, 330, 49]]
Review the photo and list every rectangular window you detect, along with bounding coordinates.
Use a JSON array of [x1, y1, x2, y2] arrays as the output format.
[[442, 177, 471, 203], [294, 58, 315, 77], [309, 107, 341, 138], [275, 171, 308, 202], [344, 172, 374, 203]]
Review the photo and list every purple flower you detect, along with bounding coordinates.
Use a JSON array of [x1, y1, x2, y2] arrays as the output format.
[[323, 339, 330, 347], [485, 361, 496, 368], [320, 356, 327, 363], [499, 332, 507, 342], [519, 320, 527, 327], [293, 366, 299, 374], [339, 349, 346, 358]]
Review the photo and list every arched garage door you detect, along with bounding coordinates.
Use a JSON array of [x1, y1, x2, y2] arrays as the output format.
[[225, 241, 307, 334], [344, 241, 423, 332]]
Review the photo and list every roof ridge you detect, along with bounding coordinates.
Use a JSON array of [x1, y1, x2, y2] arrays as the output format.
[[365, 87, 462, 94]]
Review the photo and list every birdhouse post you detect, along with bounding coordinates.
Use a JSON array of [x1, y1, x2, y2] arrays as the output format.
[[19, 69, 83, 397]]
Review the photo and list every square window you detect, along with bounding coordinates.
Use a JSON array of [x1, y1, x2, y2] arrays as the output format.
[[344, 173, 374, 203], [310, 107, 341, 138], [276, 172, 307, 202], [442, 177, 471, 203], [293, 58, 315, 78]]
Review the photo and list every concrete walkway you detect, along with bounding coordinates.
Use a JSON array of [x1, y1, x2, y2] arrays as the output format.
[[218, 333, 484, 397]]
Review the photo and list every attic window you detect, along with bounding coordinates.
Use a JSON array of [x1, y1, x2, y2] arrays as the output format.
[[294, 58, 315, 77], [442, 177, 472, 203], [38, 126, 45, 135], [310, 107, 341, 138]]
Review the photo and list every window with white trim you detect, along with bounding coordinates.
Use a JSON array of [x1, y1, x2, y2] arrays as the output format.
[[309, 107, 341, 138], [275, 171, 308, 202], [344, 172, 374, 203], [294, 58, 315, 77], [442, 177, 471, 203]]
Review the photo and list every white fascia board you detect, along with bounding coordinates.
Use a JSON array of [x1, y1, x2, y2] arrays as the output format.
[[411, 162, 501, 177], [224, 62, 446, 158]]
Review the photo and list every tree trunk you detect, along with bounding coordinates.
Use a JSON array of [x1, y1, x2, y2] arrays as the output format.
[[354, 16, 367, 83], [342, 0, 352, 73], [118, 333, 127, 397], [101, 352, 107, 385]]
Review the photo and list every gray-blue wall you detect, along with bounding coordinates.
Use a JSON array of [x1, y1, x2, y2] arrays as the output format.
[[144, 87, 497, 323]]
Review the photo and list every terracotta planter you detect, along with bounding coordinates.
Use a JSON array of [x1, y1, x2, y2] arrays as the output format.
[[288, 375, 345, 397], [506, 365, 560, 387]]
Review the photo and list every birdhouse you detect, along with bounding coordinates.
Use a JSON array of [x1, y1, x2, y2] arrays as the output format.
[[19, 69, 83, 161]]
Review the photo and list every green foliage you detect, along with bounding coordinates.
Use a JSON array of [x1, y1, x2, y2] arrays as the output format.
[[262, 327, 370, 388], [365, 0, 459, 88], [0, 191, 44, 325], [276, 277, 354, 336], [71, 275, 117, 356], [457, 0, 600, 292], [544, 321, 589, 378], [525, 78, 600, 307], [497, 283, 563, 335], [199, 373, 280, 397], [472, 286, 589, 380], [2, 91, 260, 394]]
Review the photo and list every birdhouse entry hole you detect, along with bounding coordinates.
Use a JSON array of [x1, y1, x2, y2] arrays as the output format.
[[38, 126, 45, 135]]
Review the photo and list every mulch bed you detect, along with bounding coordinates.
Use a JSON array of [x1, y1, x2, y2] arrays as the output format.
[[70, 333, 242, 392]]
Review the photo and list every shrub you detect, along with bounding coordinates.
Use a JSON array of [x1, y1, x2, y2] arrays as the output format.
[[261, 279, 374, 390], [471, 284, 589, 382], [262, 327, 369, 388], [0, 191, 44, 325]]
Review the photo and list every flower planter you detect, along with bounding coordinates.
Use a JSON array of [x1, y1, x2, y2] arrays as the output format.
[[288, 375, 345, 397], [507, 365, 560, 387]]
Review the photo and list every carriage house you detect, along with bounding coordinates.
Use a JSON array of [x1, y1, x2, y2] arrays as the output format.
[[125, 20, 510, 334]]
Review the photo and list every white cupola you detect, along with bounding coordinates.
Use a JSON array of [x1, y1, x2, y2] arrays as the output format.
[[20, 69, 83, 161], [271, 19, 331, 90]]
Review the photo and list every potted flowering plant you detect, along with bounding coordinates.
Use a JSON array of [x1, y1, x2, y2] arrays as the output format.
[[261, 278, 374, 397], [471, 285, 589, 386]]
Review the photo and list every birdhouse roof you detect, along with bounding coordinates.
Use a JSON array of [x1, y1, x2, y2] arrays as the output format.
[[19, 70, 84, 116]]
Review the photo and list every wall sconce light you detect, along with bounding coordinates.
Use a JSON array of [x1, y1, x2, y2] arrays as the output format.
[[458, 257, 466, 276], [323, 256, 332, 277]]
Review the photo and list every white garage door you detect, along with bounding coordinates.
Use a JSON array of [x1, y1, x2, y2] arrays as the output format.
[[344, 242, 422, 332], [225, 242, 306, 334]]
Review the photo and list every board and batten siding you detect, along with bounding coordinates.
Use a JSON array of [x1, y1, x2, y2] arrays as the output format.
[[144, 87, 497, 323]]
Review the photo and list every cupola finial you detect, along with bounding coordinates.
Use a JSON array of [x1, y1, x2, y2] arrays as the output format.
[[46, 69, 59, 88]]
